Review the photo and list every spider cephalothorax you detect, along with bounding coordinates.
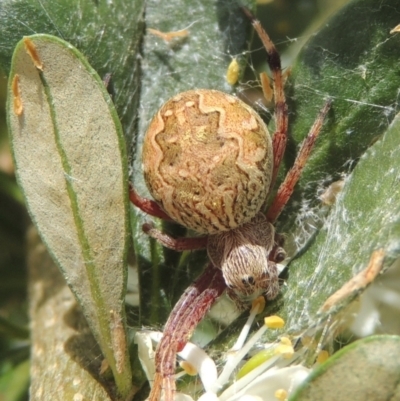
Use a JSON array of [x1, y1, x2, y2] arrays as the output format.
[[207, 212, 280, 302], [130, 8, 331, 401]]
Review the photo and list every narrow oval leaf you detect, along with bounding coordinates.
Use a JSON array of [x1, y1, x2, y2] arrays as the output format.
[[7, 35, 132, 397], [281, 109, 400, 335], [0, 0, 145, 155], [281, 0, 400, 237], [290, 335, 400, 401], [28, 228, 112, 401]]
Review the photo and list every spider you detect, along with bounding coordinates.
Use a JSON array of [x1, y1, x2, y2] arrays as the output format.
[[130, 8, 331, 401]]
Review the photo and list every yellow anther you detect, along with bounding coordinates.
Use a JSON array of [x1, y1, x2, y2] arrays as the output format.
[[264, 315, 285, 329], [251, 296, 266, 314], [316, 350, 330, 364], [179, 361, 198, 376], [260, 72, 273, 102], [275, 344, 294, 359], [279, 336, 292, 346], [274, 389, 288, 401]]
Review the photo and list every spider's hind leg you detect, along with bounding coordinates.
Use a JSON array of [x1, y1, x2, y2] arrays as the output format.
[[242, 8, 289, 189], [266, 99, 332, 223], [129, 184, 172, 221], [142, 223, 208, 251]]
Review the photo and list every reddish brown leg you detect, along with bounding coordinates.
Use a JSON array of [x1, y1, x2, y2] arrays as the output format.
[[266, 99, 332, 223], [149, 264, 226, 401], [129, 184, 172, 220], [143, 223, 208, 251], [243, 8, 288, 190], [130, 186, 208, 250]]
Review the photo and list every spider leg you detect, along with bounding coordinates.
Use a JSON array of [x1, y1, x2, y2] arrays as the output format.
[[242, 8, 288, 189], [266, 99, 332, 223], [129, 184, 172, 220], [143, 223, 208, 251], [149, 264, 226, 401]]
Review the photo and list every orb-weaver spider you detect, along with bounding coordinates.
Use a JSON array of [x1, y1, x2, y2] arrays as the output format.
[[130, 8, 331, 401]]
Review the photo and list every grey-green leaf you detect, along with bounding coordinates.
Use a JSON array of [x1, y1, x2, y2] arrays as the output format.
[[289, 335, 400, 401], [280, 0, 400, 236], [0, 0, 144, 146], [28, 227, 112, 401], [281, 108, 400, 335], [7, 35, 131, 397]]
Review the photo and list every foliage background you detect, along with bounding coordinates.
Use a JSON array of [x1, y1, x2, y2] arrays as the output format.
[[4, 0, 400, 400]]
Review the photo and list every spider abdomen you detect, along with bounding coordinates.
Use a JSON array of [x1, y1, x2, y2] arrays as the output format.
[[143, 89, 272, 234]]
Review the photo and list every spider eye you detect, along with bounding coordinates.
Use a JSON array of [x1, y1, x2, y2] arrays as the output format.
[[275, 251, 286, 263], [241, 276, 255, 286]]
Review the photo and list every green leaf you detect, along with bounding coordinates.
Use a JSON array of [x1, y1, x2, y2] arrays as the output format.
[[290, 335, 400, 401], [280, 108, 400, 335], [0, 359, 29, 401], [279, 0, 400, 238], [0, 0, 144, 144], [28, 227, 113, 401], [0, 315, 29, 339], [7, 35, 131, 398]]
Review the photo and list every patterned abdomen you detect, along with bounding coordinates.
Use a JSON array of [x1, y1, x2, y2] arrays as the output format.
[[143, 89, 272, 234]]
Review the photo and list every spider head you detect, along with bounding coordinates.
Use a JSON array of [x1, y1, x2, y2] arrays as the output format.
[[222, 246, 280, 302], [207, 212, 280, 303]]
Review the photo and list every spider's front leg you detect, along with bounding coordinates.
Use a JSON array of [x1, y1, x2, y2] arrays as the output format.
[[266, 99, 332, 222], [244, 9, 331, 224], [149, 263, 226, 401], [130, 186, 219, 400], [242, 8, 288, 190]]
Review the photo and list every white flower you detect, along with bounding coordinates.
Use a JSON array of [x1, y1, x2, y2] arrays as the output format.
[[135, 297, 311, 401]]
